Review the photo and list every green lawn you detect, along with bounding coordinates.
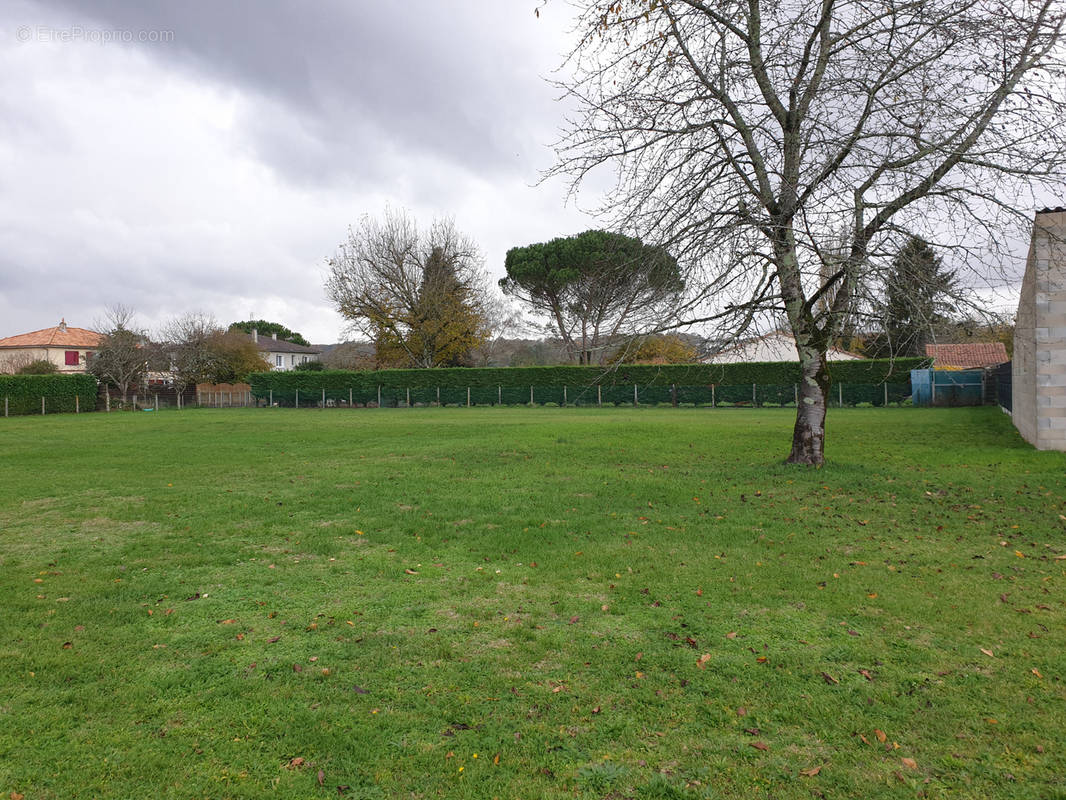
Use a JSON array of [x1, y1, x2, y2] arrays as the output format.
[[1, 407, 1064, 799]]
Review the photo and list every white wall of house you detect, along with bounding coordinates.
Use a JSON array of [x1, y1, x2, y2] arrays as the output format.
[[264, 351, 317, 371], [0, 346, 95, 373]]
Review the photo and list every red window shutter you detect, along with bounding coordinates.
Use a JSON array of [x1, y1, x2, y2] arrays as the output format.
[[65, 350, 79, 366]]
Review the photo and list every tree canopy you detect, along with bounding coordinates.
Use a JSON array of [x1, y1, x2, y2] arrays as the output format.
[[228, 320, 311, 347], [325, 209, 494, 368], [501, 230, 683, 364]]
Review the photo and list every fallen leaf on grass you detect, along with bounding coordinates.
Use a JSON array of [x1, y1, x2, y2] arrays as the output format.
[[750, 741, 769, 751], [318, 769, 325, 786], [875, 729, 887, 743], [821, 672, 839, 685], [219, 619, 236, 625], [352, 685, 369, 694], [799, 765, 822, 777], [980, 648, 994, 658], [1032, 668, 1043, 678], [697, 654, 712, 669], [404, 569, 418, 575], [900, 757, 917, 770], [569, 616, 579, 624], [858, 669, 874, 681], [725, 631, 737, 639], [293, 664, 303, 673], [287, 757, 305, 769], [268, 636, 281, 643], [11, 792, 25, 800], [736, 707, 747, 716]]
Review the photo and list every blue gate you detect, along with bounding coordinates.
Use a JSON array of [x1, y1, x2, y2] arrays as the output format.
[[910, 369, 985, 407]]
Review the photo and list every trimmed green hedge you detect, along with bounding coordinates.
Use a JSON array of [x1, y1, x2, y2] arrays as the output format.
[[0, 374, 98, 415], [249, 358, 925, 399]]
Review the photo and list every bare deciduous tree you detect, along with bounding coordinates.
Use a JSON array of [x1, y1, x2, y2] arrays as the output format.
[[551, 0, 1066, 464], [325, 208, 496, 368], [89, 304, 149, 404], [160, 312, 225, 394]]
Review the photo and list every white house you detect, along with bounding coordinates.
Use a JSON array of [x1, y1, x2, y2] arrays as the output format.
[[246, 329, 321, 371], [0, 319, 103, 373], [705, 330, 861, 363]]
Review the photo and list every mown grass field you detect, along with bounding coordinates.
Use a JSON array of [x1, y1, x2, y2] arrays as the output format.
[[1, 407, 1064, 799]]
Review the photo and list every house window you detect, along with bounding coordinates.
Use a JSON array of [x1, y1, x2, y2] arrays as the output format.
[[64, 350, 79, 366], [302, 356, 308, 363], [275, 355, 283, 367]]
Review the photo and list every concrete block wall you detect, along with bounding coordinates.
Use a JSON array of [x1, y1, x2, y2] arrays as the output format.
[[1013, 209, 1066, 450]]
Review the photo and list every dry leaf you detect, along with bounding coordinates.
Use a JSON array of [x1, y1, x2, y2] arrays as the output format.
[[736, 707, 747, 716], [799, 765, 822, 777], [220, 619, 236, 625], [493, 752, 500, 765], [1032, 668, 1043, 678], [697, 653, 712, 669], [287, 757, 305, 769], [980, 648, 994, 658], [404, 569, 418, 575], [859, 734, 869, 745], [875, 729, 887, 743], [725, 631, 737, 639], [750, 741, 769, 751], [569, 615, 579, 624], [317, 769, 325, 786], [821, 671, 839, 685], [900, 757, 917, 770]]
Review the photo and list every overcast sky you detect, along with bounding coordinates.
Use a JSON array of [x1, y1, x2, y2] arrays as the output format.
[[0, 0, 600, 343]]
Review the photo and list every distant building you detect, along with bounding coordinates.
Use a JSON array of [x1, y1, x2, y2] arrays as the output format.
[[925, 343, 1008, 369], [704, 330, 861, 363], [0, 319, 103, 373], [246, 329, 321, 371]]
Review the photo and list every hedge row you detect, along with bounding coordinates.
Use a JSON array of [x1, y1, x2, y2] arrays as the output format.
[[0, 374, 98, 415], [248, 358, 926, 396]]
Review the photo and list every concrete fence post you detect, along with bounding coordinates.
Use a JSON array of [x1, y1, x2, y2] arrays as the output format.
[[269, 389, 273, 407], [563, 386, 567, 406], [436, 386, 440, 406], [154, 394, 158, 412], [349, 388, 353, 407], [42, 396, 45, 415], [530, 386, 534, 405], [712, 385, 716, 407], [884, 384, 888, 407], [296, 388, 300, 409], [597, 385, 602, 407], [322, 388, 326, 409], [467, 387, 471, 407], [633, 384, 638, 407], [752, 383, 757, 406], [76, 395, 80, 414], [4, 396, 7, 417], [106, 392, 110, 413], [838, 384, 843, 408], [407, 387, 411, 407], [794, 384, 798, 405]]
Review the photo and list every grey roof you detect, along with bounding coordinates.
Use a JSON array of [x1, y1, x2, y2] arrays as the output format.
[[242, 333, 321, 354]]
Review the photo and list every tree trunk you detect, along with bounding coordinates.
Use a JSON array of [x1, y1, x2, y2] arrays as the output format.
[[788, 345, 830, 466]]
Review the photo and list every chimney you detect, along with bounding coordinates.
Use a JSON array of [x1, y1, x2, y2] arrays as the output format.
[[272, 332, 278, 340], [252, 328, 258, 343], [59, 318, 67, 332]]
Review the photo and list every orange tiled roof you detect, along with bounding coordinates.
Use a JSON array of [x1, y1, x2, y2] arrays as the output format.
[[0, 320, 103, 349], [925, 342, 1008, 368]]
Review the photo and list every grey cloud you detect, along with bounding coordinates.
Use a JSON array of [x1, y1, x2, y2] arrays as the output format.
[[31, 0, 561, 188]]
